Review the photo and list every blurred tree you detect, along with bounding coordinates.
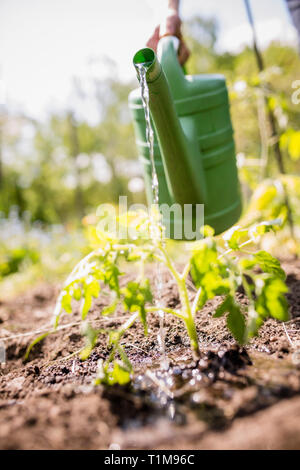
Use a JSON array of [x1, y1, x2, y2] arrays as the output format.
[[286, 0, 300, 46], [66, 112, 84, 218], [244, 0, 295, 233], [184, 16, 219, 74], [0, 116, 3, 189], [4, 69, 144, 224]]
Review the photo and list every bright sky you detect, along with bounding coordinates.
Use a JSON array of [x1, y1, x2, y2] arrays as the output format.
[[0, 0, 297, 119]]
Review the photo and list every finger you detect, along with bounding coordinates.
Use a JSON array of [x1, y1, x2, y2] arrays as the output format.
[[178, 41, 190, 66], [146, 26, 160, 52]]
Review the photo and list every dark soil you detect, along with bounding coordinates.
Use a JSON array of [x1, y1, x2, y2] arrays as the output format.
[[1, 259, 300, 450]]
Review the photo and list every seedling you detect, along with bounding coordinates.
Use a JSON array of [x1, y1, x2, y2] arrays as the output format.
[[27, 212, 289, 385]]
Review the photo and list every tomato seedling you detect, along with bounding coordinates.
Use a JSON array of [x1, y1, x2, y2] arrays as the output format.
[[27, 212, 289, 385]]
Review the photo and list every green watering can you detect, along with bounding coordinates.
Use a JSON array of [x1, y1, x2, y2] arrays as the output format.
[[129, 36, 242, 240]]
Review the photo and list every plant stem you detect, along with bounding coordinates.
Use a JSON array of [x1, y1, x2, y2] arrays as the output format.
[[119, 312, 140, 335], [146, 306, 184, 320], [107, 312, 139, 364], [185, 317, 200, 360], [182, 261, 191, 280], [159, 244, 200, 359], [178, 278, 200, 360], [159, 245, 181, 284], [220, 239, 254, 259], [192, 288, 202, 316]]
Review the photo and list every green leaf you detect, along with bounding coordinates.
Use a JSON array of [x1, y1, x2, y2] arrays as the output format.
[[81, 292, 92, 320], [289, 131, 300, 161], [191, 240, 231, 310], [109, 330, 120, 346], [190, 240, 218, 288], [81, 280, 100, 320], [80, 322, 99, 360], [94, 360, 131, 386], [238, 258, 256, 271], [101, 299, 118, 316], [254, 251, 286, 280], [61, 291, 72, 314], [121, 279, 152, 332], [226, 303, 246, 345], [72, 286, 82, 301], [213, 296, 246, 345], [139, 278, 153, 303], [249, 185, 278, 212], [87, 279, 101, 298], [200, 225, 215, 238], [255, 277, 289, 322], [122, 282, 142, 310], [25, 332, 50, 361], [214, 296, 233, 318], [247, 275, 289, 341], [223, 226, 248, 250], [282, 130, 300, 162], [247, 308, 264, 339], [103, 264, 121, 296], [268, 96, 277, 111], [109, 362, 131, 386], [250, 220, 282, 240], [265, 278, 289, 322]]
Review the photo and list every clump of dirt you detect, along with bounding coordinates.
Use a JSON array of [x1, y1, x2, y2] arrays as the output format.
[[0, 259, 300, 449]]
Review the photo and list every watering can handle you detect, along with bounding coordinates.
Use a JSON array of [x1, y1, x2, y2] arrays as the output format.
[[157, 36, 186, 96], [157, 35, 180, 56]]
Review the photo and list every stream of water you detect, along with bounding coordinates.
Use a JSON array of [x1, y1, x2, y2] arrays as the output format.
[[137, 63, 169, 370], [137, 63, 159, 206]]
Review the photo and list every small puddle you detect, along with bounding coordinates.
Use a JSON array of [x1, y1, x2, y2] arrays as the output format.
[[247, 351, 297, 389], [116, 348, 300, 431]]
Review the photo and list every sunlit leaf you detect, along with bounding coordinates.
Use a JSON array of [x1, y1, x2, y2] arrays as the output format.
[[254, 251, 286, 280], [121, 279, 152, 333], [101, 298, 119, 316], [255, 277, 289, 322], [200, 225, 215, 238], [25, 332, 50, 361], [289, 131, 300, 161], [80, 322, 99, 360], [61, 291, 72, 314], [223, 226, 248, 250]]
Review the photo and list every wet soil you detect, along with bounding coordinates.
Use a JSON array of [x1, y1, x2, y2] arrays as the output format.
[[1, 259, 300, 450]]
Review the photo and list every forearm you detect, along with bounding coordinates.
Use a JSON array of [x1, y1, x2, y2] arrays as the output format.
[[168, 0, 180, 14]]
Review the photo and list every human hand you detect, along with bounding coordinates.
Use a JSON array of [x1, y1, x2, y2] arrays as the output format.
[[146, 13, 190, 66]]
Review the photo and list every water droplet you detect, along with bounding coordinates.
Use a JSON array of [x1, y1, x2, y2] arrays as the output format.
[[167, 402, 176, 420]]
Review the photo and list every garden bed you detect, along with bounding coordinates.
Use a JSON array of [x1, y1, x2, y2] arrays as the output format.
[[0, 259, 300, 450]]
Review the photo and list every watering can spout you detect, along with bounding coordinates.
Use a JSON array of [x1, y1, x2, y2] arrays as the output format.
[[133, 44, 207, 206]]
